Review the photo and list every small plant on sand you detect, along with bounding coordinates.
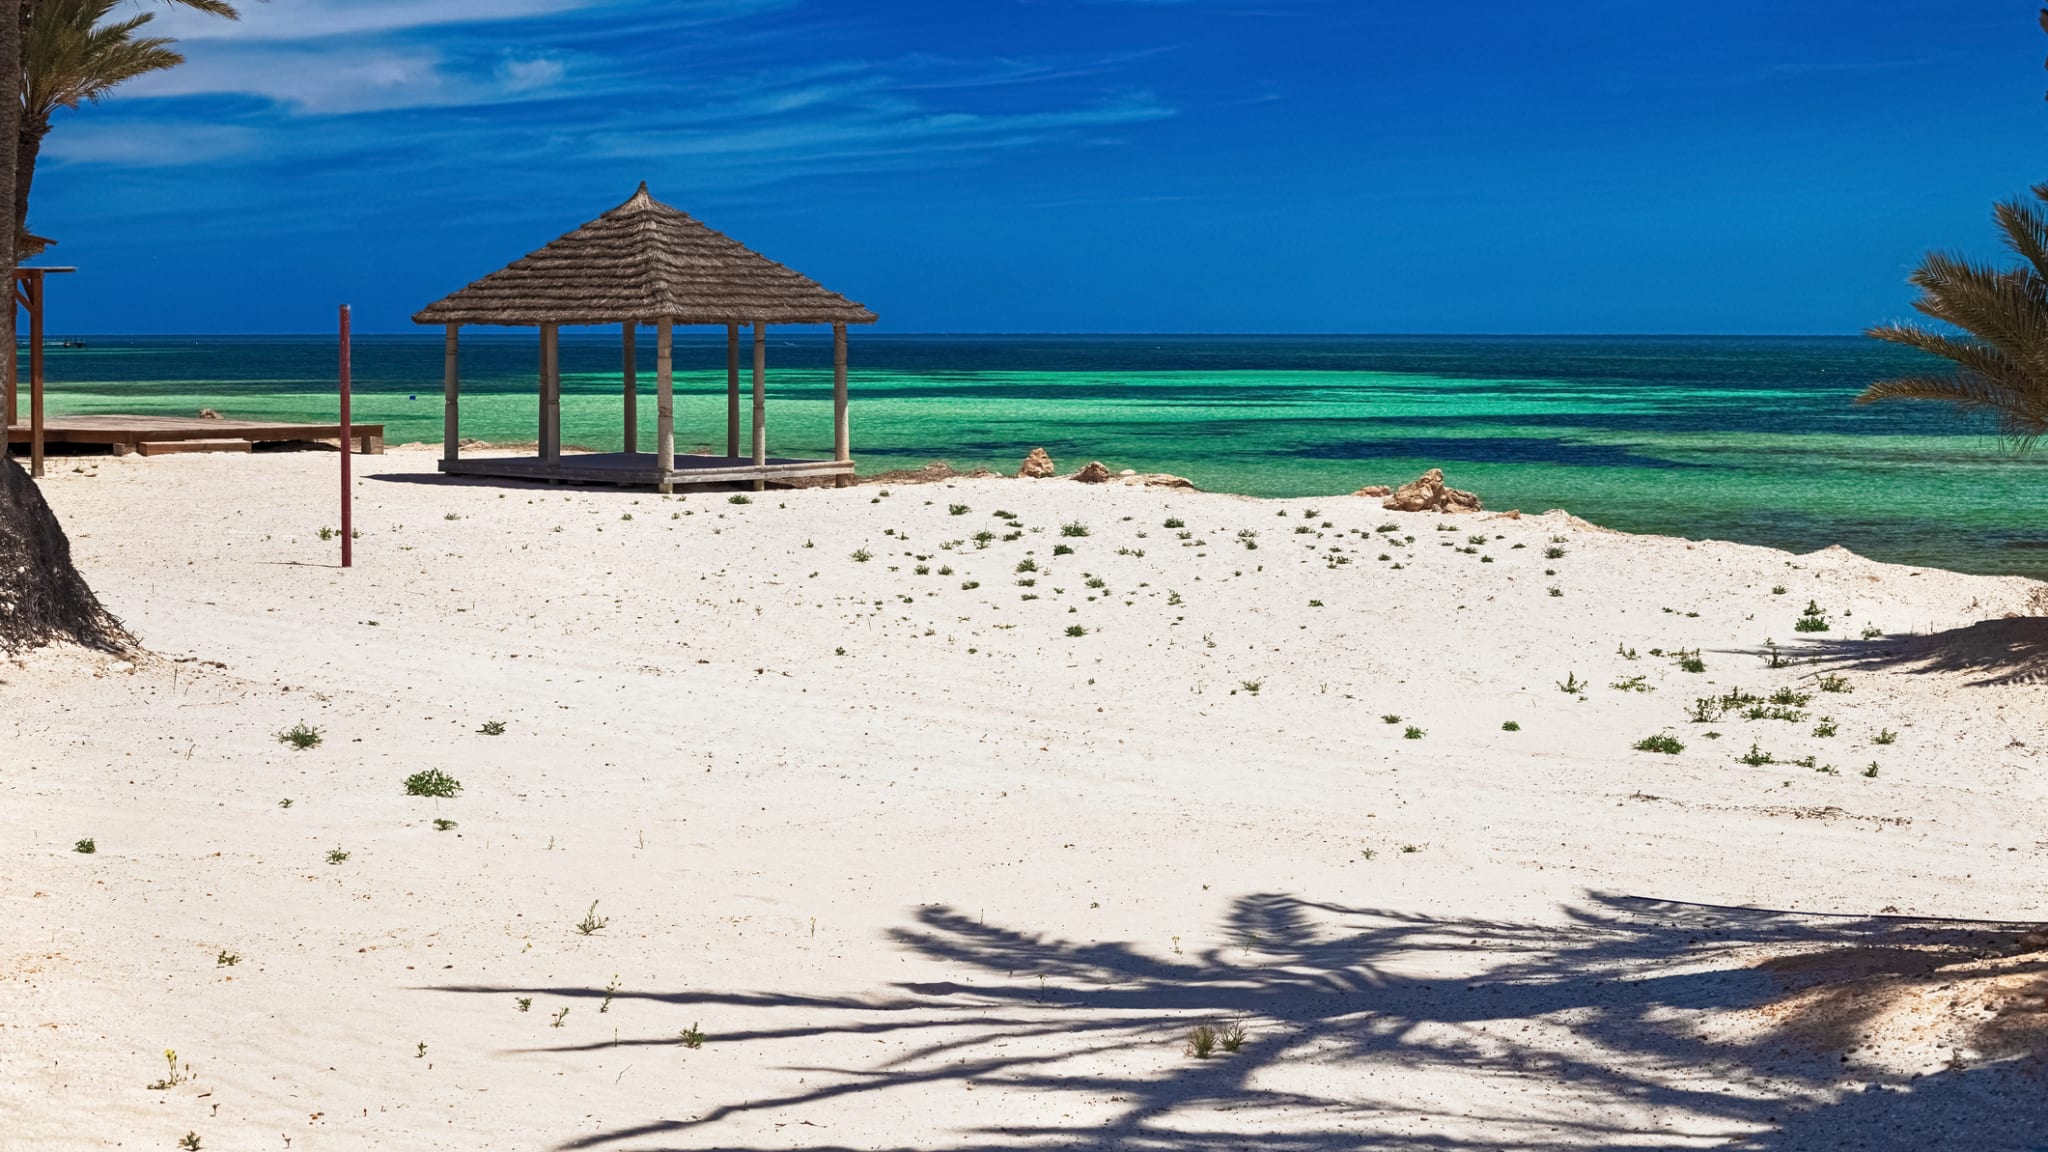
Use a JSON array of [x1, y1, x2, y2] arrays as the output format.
[[1634, 733, 1684, 755], [1052, 543, 1074, 556], [1185, 1024, 1219, 1058], [728, 494, 751, 505], [1219, 1021, 1248, 1053], [515, 997, 532, 1012], [679, 1023, 707, 1049], [1544, 545, 1566, 559], [404, 769, 462, 798], [1739, 742, 1774, 767], [1163, 517, 1185, 529], [1772, 585, 1787, 595], [1617, 643, 1638, 660], [1381, 714, 1402, 724], [574, 901, 609, 936], [1863, 762, 1880, 778], [216, 950, 240, 967], [1066, 625, 1088, 637], [1610, 675, 1652, 693], [477, 720, 507, 735], [276, 723, 323, 750], [1557, 672, 1586, 694], [73, 837, 95, 854], [1501, 720, 1520, 731], [179, 1133, 202, 1151], [1016, 557, 1038, 573], [1861, 625, 1884, 640], [1675, 649, 1706, 673], [850, 546, 872, 563], [600, 975, 619, 1013], [278, 798, 293, 809], [415, 1041, 428, 1059], [1794, 600, 1830, 632], [1812, 717, 1838, 738], [433, 818, 458, 831], [1403, 725, 1425, 740], [972, 531, 994, 549], [551, 1007, 570, 1028], [1236, 528, 1258, 550], [1769, 686, 1812, 707], [1400, 843, 1422, 854], [325, 847, 350, 864], [317, 526, 337, 541], [1688, 697, 1724, 723], [1762, 640, 1789, 668], [948, 504, 970, 516], [1061, 521, 1091, 538], [1547, 586, 1563, 598], [148, 1049, 185, 1090], [1817, 673, 1852, 693], [1240, 679, 1262, 695], [960, 581, 980, 591], [1873, 728, 1898, 745]]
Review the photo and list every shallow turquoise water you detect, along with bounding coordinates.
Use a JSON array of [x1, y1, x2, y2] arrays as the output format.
[[19, 334, 2046, 578]]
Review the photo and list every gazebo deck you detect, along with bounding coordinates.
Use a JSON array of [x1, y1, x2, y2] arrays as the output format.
[[440, 451, 852, 488]]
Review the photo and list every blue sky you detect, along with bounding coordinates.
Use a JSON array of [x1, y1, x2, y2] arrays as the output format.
[[32, 0, 2046, 334]]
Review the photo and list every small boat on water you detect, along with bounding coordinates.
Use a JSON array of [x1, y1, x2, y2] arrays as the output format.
[[58, 338, 87, 348]]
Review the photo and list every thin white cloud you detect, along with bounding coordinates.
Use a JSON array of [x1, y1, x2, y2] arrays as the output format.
[[43, 122, 257, 166], [152, 0, 608, 42]]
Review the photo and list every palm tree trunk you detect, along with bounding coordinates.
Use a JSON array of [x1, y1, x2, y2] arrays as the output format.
[[0, 0, 19, 424]]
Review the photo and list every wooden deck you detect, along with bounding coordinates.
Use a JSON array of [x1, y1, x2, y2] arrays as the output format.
[[7, 415, 385, 455], [441, 451, 852, 489]]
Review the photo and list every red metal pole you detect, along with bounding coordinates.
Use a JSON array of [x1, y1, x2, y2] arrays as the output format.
[[339, 304, 352, 568]]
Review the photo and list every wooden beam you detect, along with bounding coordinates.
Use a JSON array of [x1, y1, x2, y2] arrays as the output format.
[[832, 322, 850, 488], [28, 273, 43, 478], [726, 322, 740, 458], [443, 324, 460, 464], [541, 323, 561, 460], [656, 319, 675, 493], [751, 321, 767, 492], [622, 323, 638, 455]]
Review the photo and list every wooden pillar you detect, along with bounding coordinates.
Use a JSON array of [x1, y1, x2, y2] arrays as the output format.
[[832, 322, 850, 487], [621, 323, 638, 455], [442, 325, 460, 465], [656, 319, 674, 493], [751, 321, 766, 491], [540, 323, 560, 461], [725, 322, 740, 458], [2, 278, 13, 431], [28, 273, 43, 479]]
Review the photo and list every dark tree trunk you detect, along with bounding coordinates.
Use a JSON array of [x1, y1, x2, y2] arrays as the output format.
[[0, 450, 130, 652], [0, 0, 127, 654]]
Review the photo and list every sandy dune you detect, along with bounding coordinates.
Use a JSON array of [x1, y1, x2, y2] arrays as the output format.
[[5, 446, 2046, 1150]]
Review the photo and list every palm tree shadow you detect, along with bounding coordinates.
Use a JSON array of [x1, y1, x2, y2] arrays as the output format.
[[433, 893, 2048, 1151], [1739, 617, 2048, 687]]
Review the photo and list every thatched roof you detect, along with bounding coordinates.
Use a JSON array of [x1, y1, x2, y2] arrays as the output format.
[[412, 184, 877, 327]]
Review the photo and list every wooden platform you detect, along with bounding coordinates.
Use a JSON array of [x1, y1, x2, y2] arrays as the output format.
[[7, 415, 384, 455], [440, 451, 852, 489]]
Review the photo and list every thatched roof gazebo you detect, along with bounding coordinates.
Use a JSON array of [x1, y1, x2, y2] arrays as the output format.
[[413, 183, 877, 492]]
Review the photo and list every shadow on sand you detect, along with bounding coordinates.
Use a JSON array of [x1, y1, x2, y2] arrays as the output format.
[[433, 892, 2048, 1151], [1738, 617, 2048, 688]]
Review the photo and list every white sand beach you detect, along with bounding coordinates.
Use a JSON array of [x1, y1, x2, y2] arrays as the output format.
[[6, 446, 2047, 1151]]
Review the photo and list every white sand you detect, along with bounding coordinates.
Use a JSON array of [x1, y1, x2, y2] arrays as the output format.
[[6, 446, 2046, 1150]]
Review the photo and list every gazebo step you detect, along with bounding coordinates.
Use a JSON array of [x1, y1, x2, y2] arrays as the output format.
[[136, 438, 253, 456]]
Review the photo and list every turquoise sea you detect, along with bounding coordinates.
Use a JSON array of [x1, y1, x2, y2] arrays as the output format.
[[19, 333, 2046, 579]]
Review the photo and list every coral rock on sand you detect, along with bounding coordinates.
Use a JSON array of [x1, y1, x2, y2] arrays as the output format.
[[1074, 461, 1113, 483], [1018, 448, 1056, 479], [1381, 468, 1482, 513], [198, 408, 222, 420], [1353, 484, 1392, 498], [1121, 473, 1196, 490]]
